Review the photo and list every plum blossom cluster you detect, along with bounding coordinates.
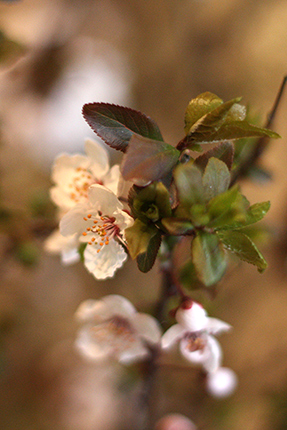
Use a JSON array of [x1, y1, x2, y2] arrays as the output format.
[[44, 92, 279, 415], [162, 299, 237, 398], [75, 294, 237, 398], [44, 137, 133, 279]]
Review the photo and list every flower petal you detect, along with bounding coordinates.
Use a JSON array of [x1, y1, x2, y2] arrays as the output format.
[[132, 313, 162, 345], [84, 239, 127, 280], [84, 137, 110, 177], [161, 324, 186, 349], [44, 229, 80, 265], [60, 203, 89, 237], [101, 295, 136, 318], [50, 186, 69, 211], [75, 295, 136, 324], [180, 334, 222, 373], [176, 302, 208, 332], [118, 341, 149, 364], [114, 209, 134, 231], [202, 335, 223, 373], [75, 299, 110, 323], [102, 164, 121, 195], [206, 367, 238, 398], [206, 317, 232, 335], [75, 326, 112, 361], [88, 184, 123, 213], [51, 153, 89, 185]]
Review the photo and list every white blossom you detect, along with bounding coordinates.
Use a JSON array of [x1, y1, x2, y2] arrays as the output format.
[[161, 301, 231, 373], [50, 137, 120, 212], [45, 138, 121, 263], [206, 367, 238, 398], [43, 229, 80, 265], [60, 184, 133, 279], [75, 295, 162, 364]]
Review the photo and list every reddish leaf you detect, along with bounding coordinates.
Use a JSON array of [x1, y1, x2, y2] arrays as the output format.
[[194, 142, 234, 171], [82, 103, 163, 152], [121, 134, 180, 185]]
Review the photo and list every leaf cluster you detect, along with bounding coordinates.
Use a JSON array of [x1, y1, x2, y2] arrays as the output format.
[[82, 92, 279, 286]]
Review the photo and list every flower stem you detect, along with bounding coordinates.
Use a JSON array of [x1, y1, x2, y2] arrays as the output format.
[[136, 239, 186, 430]]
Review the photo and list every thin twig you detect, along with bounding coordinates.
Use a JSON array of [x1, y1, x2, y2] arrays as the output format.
[[230, 76, 287, 186], [137, 251, 179, 430]]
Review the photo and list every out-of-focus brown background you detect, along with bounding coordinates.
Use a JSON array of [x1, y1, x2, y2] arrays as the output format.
[[1, 1, 287, 429]]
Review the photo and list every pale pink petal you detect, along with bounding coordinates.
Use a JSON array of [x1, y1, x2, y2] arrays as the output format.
[[88, 184, 123, 213], [44, 229, 80, 265], [132, 313, 162, 345], [101, 295, 136, 318], [84, 138, 110, 177], [176, 303, 208, 332], [51, 154, 92, 210], [75, 326, 111, 361], [118, 341, 149, 364], [114, 209, 134, 231], [206, 367, 238, 398], [60, 203, 89, 237], [102, 164, 121, 195], [51, 153, 89, 185], [206, 317, 232, 335], [75, 299, 110, 323], [202, 335, 222, 373], [44, 229, 70, 253], [61, 248, 81, 265], [161, 324, 186, 349], [117, 175, 133, 201], [50, 186, 75, 211], [84, 239, 127, 280], [179, 335, 222, 373]]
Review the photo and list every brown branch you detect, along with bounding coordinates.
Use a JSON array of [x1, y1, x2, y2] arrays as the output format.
[[230, 76, 287, 187]]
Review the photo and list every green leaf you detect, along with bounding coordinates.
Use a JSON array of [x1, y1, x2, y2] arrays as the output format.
[[217, 230, 267, 272], [247, 165, 272, 183], [125, 219, 159, 260], [184, 92, 223, 134], [130, 182, 172, 222], [202, 157, 230, 200], [179, 258, 202, 290], [192, 232, 227, 287], [189, 204, 210, 226], [121, 134, 180, 184], [194, 141, 234, 171], [186, 97, 241, 141], [82, 103, 163, 152], [190, 120, 280, 145], [207, 186, 247, 229], [161, 217, 194, 235], [137, 230, 162, 273], [174, 161, 205, 207], [220, 201, 270, 231]]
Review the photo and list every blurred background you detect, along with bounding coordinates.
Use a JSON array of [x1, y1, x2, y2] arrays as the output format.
[[0, 0, 287, 429]]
